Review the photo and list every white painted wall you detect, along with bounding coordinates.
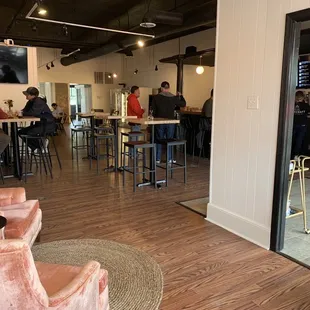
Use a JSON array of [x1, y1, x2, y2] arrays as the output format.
[[208, 0, 310, 249], [0, 46, 37, 111], [37, 48, 123, 112], [123, 28, 216, 108]]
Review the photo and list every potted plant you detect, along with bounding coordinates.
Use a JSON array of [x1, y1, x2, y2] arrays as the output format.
[[3, 99, 14, 118]]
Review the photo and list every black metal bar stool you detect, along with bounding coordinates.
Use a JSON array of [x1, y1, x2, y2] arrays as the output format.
[[157, 139, 187, 187], [20, 135, 52, 182], [122, 141, 157, 192], [120, 131, 145, 168], [91, 133, 116, 174], [71, 127, 91, 162], [46, 134, 62, 169]]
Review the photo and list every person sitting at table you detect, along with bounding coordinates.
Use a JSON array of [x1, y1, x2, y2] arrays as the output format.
[[151, 81, 186, 164], [18, 87, 56, 151], [51, 103, 64, 120]]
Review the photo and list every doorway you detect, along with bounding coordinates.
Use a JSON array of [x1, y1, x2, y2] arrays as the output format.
[[69, 84, 92, 115], [271, 9, 310, 267]]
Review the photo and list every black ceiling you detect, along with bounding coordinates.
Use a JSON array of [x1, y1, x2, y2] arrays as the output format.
[[0, 0, 217, 64]]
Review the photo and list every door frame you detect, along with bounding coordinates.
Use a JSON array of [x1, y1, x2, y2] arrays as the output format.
[[271, 9, 310, 252]]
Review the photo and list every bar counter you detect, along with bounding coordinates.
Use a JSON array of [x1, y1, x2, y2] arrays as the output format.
[[179, 110, 211, 159]]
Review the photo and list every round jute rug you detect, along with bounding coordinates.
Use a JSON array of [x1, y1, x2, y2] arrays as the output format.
[[32, 239, 163, 310]]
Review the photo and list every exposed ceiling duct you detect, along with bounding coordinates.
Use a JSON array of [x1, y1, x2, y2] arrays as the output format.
[[60, 1, 216, 66]]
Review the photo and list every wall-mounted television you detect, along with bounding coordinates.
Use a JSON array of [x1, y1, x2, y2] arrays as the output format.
[[0, 46, 28, 84]]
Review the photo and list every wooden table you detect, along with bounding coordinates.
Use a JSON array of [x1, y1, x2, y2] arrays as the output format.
[[128, 118, 180, 187], [0, 117, 40, 179], [79, 113, 137, 170]]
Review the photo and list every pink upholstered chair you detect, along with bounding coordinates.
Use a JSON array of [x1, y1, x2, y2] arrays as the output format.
[[0, 187, 41, 246], [0, 240, 109, 310]]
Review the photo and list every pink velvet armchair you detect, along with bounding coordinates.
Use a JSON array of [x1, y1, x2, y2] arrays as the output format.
[[0, 187, 41, 246], [0, 240, 109, 310]]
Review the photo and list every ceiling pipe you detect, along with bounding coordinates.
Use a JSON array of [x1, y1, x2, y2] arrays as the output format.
[[25, 3, 155, 38]]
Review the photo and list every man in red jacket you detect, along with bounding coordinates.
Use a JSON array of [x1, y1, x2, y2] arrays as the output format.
[[127, 86, 144, 155]]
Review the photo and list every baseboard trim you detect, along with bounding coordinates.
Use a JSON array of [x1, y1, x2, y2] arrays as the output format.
[[206, 203, 270, 249]]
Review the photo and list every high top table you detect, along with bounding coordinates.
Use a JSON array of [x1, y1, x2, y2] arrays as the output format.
[[128, 118, 180, 187], [0, 117, 40, 179], [79, 113, 137, 171]]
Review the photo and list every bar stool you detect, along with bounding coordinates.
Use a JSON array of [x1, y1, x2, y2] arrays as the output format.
[[122, 141, 157, 192], [91, 133, 115, 174], [120, 131, 145, 168], [46, 134, 62, 169], [71, 127, 91, 162], [20, 135, 52, 182], [157, 139, 187, 187]]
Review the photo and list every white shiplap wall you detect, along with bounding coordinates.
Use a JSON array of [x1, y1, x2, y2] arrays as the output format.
[[208, 0, 310, 248]]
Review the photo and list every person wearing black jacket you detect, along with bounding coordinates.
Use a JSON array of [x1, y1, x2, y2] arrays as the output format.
[[291, 91, 310, 159], [152, 81, 186, 163], [19, 87, 55, 150]]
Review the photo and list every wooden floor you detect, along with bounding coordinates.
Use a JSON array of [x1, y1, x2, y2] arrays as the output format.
[[3, 132, 310, 309]]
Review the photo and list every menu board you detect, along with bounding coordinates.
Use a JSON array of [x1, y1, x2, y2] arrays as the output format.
[[298, 55, 310, 89]]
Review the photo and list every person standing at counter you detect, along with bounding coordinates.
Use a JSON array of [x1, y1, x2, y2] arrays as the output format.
[[291, 90, 310, 159], [127, 86, 144, 155], [152, 81, 186, 163], [202, 89, 213, 119]]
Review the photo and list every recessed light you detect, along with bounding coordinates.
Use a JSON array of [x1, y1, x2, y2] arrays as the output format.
[[137, 40, 144, 47]]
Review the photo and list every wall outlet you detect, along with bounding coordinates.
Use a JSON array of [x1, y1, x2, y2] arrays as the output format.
[[247, 96, 259, 110]]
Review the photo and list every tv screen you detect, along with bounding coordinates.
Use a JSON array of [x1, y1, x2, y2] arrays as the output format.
[[0, 46, 28, 84]]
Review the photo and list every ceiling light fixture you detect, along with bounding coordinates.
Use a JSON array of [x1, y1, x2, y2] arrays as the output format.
[[113, 73, 117, 78], [108, 74, 112, 79], [140, 21, 156, 28], [137, 40, 145, 47], [196, 56, 204, 75], [155, 65, 158, 71], [51, 61, 55, 67], [38, 8, 47, 16], [46, 64, 50, 70], [134, 69, 138, 75]]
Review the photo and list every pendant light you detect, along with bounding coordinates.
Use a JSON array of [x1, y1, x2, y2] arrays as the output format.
[[196, 55, 204, 75]]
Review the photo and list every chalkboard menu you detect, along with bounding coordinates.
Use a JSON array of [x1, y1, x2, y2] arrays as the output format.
[[298, 55, 310, 89]]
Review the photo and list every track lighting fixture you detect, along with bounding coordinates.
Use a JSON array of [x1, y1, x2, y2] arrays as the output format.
[[137, 40, 144, 47], [51, 61, 54, 67], [134, 69, 138, 75], [155, 65, 158, 71], [113, 73, 117, 78], [31, 22, 37, 32], [63, 25, 68, 36], [36, 1, 47, 16], [46, 64, 50, 70]]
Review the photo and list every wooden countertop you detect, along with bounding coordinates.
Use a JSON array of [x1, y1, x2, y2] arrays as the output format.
[[79, 113, 137, 120], [0, 117, 40, 123], [128, 118, 180, 125], [180, 111, 202, 115]]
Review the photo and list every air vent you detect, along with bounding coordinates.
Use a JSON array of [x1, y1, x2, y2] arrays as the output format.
[[94, 72, 104, 84]]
